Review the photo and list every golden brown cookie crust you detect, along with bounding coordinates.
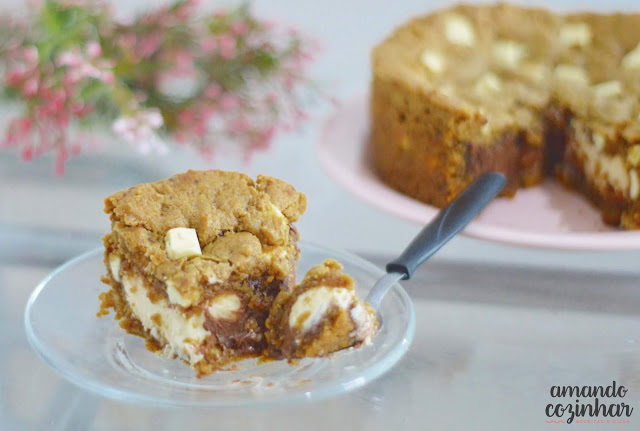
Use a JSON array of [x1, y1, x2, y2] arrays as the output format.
[[100, 170, 306, 373]]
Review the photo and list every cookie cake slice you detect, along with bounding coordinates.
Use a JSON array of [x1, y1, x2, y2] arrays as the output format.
[[98, 170, 306, 375], [98, 169, 379, 375]]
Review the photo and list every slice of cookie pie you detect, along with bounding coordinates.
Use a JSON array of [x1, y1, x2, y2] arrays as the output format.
[[98, 170, 306, 375]]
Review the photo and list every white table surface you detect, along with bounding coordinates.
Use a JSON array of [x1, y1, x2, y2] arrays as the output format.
[[1, 0, 640, 430]]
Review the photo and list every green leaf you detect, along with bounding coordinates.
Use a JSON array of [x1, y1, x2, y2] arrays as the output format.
[[252, 49, 279, 75]]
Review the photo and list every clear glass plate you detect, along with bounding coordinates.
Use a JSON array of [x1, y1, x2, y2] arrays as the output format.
[[24, 242, 415, 407]]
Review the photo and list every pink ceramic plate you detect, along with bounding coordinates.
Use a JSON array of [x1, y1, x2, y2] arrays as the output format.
[[316, 95, 640, 251]]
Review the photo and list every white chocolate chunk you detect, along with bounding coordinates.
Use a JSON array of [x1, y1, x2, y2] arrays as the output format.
[[207, 293, 242, 320], [109, 255, 122, 283], [630, 169, 639, 200], [579, 134, 629, 193], [474, 72, 502, 96], [419, 49, 445, 74], [554, 64, 589, 85], [559, 22, 592, 48], [288, 286, 354, 332], [444, 14, 476, 47], [439, 85, 455, 98], [520, 62, 547, 83], [267, 203, 286, 221], [628, 145, 640, 167], [592, 133, 605, 152], [492, 40, 527, 69], [621, 43, 640, 69], [165, 279, 193, 308], [592, 80, 622, 98], [603, 156, 629, 194], [165, 227, 202, 260]]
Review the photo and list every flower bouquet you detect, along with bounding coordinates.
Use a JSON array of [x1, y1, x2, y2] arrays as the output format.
[[0, 0, 319, 174]]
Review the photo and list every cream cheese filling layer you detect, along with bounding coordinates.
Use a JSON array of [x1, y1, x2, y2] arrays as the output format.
[[288, 286, 353, 331], [121, 272, 213, 364], [349, 302, 377, 345], [574, 127, 629, 195], [288, 286, 377, 343]]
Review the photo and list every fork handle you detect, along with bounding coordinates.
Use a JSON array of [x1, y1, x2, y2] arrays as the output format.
[[386, 172, 506, 279]]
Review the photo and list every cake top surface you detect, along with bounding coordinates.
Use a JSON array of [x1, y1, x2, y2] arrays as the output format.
[[296, 259, 355, 290], [372, 3, 640, 137], [105, 169, 306, 246], [104, 170, 307, 307]]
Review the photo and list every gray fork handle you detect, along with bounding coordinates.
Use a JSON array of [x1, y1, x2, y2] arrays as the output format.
[[386, 172, 506, 280]]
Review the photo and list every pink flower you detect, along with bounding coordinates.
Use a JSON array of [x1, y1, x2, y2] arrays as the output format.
[[283, 75, 296, 91], [80, 63, 102, 79], [86, 42, 102, 58], [228, 118, 250, 134], [202, 149, 214, 161], [4, 117, 32, 147], [193, 121, 207, 137], [133, 90, 148, 103], [70, 143, 82, 155], [265, 92, 278, 105], [112, 108, 166, 154], [56, 50, 82, 68], [200, 35, 217, 53], [138, 33, 162, 58], [62, 69, 82, 86], [204, 84, 221, 99], [174, 131, 189, 144], [16, 117, 32, 135], [118, 33, 136, 51], [175, 0, 199, 20], [230, 22, 249, 36], [288, 28, 300, 38], [57, 47, 114, 86], [218, 34, 236, 59], [22, 46, 38, 64], [54, 148, 68, 176], [21, 77, 38, 97], [5, 66, 26, 86], [101, 71, 115, 84], [219, 93, 240, 111], [56, 111, 70, 128], [178, 109, 194, 125], [260, 19, 276, 31], [21, 146, 33, 161], [294, 109, 309, 121], [172, 51, 194, 76], [70, 103, 92, 118]]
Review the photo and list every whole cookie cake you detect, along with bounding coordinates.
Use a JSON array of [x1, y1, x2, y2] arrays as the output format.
[[370, 3, 640, 228]]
